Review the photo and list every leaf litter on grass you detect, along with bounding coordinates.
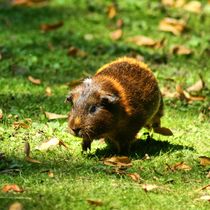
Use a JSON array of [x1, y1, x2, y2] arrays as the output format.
[[2, 184, 24, 193]]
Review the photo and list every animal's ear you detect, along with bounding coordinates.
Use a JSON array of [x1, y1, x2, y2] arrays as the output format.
[[100, 93, 119, 106], [65, 93, 73, 104]]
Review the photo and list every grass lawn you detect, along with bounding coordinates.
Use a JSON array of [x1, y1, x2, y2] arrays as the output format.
[[0, 0, 210, 209]]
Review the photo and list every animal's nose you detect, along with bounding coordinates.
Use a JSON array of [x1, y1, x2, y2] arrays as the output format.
[[72, 128, 81, 136]]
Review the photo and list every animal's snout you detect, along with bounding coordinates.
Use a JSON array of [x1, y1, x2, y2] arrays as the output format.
[[72, 127, 82, 137]]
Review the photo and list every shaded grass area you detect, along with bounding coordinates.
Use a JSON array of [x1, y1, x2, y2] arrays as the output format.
[[0, 0, 210, 209]]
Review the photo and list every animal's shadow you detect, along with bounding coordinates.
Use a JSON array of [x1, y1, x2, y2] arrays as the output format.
[[91, 136, 194, 159]]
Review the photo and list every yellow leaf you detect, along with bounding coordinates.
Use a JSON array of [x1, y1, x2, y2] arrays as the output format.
[[127, 35, 164, 48], [171, 45, 192, 55], [107, 4, 117, 19], [159, 17, 186, 36], [141, 184, 159, 192], [199, 156, 210, 166], [45, 87, 52, 96], [9, 202, 23, 210], [45, 112, 68, 120], [28, 76, 41, 85], [173, 162, 192, 171], [103, 156, 132, 168], [2, 184, 24, 193], [183, 1, 202, 13], [127, 173, 141, 182], [110, 29, 123, 41]]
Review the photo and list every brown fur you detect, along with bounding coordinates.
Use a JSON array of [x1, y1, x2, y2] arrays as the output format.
[[67, 57, 171, 154]]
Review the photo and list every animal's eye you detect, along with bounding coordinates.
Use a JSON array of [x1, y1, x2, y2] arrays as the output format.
[[89, 105, 97, 113]]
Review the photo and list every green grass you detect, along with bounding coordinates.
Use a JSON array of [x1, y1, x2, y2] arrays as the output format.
[[0, 0, 210, 209]]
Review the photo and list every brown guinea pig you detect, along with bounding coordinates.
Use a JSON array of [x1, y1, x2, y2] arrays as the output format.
[[66, 57, 172, 154]]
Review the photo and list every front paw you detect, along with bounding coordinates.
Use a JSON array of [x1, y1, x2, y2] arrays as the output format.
[[81, 139, 91, 153]]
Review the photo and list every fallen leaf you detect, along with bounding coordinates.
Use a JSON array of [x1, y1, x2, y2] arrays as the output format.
[[159, 17, 186, 36], [127, 35, 164, 48], [153, 127, 173, 136], [161, 0, 186, 7], [199, 156, 210, 166], [107, 4, 117, 19], [24, 142, 30, 157], [176, 84, 205, 102], [173, 162, 192, 171], [35, 137, 66, 151], [28, 76, 41, 85], [171, 45, 192, 55], [127, 173, 141, 182], [103, 156, 132, 168], [0, 109, 3, 120], [187, 76, 205, 93], [200, 184, 210, 191], [141, 184, 159, 192], [13, 121, 30, 129], [67, 46, 87, 58], [45, 86, 52, 96], [161, 86, 178, 99], [110, 29, 123, 41], [87, 199, 103, 206], [198, 195, 210, 201], [25, 156, 41, 164], [9, 202, 23, 210], [207, 171, 210, 178], [40, 21, 63, 32], [116, 18, 124, 28], [45, 112, 68, 120], [183, 1, 202, 13], [2, 184, 24, 193], [11, 0, 48, 6]]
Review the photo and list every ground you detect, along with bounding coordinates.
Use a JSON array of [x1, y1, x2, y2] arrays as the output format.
[[0, 0, 210, 209]]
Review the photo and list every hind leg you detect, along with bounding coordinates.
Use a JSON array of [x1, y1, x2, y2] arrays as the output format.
[[150, 97, 173, 136]]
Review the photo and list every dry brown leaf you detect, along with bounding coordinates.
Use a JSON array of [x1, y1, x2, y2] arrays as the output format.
[[110, 29, 123, 41], [198, 195, 210, 201], [171, 45, 192, 55], [161, 0, 186, 7], [127, 173, 141, 182], [45, 112, 68, 120], [107, 4, 117, 19], [40, 21, 63, 32], [141, 184, 159, 192], [25, 156, 41, 163], [116, 18, 124, 28], [173, 162, 192, 171], [207, 171, 210, 178], [12, 0, 48, 6], [127, 35, 164, 48], [199, 156, 210, 166], [159, 18, 186, 36], [35, 137, 66, 151], [187, 77, 205, 93], [103, 156, 132, 168], [2, 184, 24, 193], [13, 121, 30, 129], [87, 199, 103, 206], [183, 1, 202, 13], [200, 184, 210, 191], [28, 76, 41, 85], [154, 127, 173, 136], [9, 202, 23, 210], [24, 142, 30, 157], [45, 87, 52, 96], [0, 109, 3, 120], [161, 87, 178, 99], [67, 46, 87, 58]]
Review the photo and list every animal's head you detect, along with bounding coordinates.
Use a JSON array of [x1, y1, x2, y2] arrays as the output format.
[[66, 78, 120, 140]]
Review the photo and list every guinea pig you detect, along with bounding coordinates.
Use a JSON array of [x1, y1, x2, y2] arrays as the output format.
[[66, 57, 172, 154]]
